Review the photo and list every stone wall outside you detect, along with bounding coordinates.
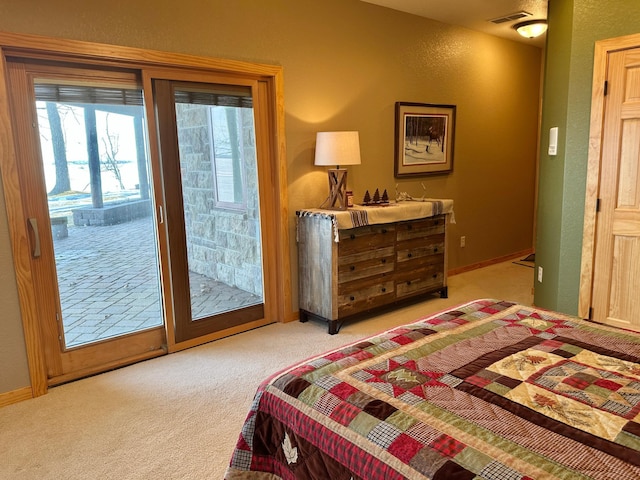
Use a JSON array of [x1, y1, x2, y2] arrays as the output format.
[[176, 102, 262, 298]]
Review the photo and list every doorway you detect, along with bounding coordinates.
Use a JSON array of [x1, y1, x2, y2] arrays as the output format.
[[580, 33, 640, 332], [0, 33, 290, 394]]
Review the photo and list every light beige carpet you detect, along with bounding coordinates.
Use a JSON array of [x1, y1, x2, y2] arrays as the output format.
[[0, 260, 534, 479]]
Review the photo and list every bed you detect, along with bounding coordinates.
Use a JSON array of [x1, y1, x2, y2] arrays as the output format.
[[225, 299, 640, 479]]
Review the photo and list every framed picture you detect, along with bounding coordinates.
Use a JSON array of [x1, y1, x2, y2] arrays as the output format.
[[394, 102, 456, 177]]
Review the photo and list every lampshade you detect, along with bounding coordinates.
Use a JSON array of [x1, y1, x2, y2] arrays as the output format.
[[513, 19, 548, 39], [314, 131, 361, 167]]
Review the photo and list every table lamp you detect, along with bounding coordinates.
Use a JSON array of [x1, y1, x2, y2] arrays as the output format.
[[314, 131, 361, 210]]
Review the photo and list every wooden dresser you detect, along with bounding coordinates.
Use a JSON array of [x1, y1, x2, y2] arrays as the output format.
[[297, 200, 453, 333]]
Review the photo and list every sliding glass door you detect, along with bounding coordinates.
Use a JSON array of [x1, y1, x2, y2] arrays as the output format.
[[1, 37, 284, 388], [36, 80, 164, 348], [154, 79, 265, 343], [7, 66, 267, 380], [7, 61, 165, 383]]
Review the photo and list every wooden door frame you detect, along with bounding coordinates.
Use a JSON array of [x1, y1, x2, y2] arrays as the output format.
[[579, 32, 640, 318], [0, 31, 291, 398]]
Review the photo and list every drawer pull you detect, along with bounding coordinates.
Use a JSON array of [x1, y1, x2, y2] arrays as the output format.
[[350, 265, 355, 271], [434, 247, 438, 253], [433, 274, 438, 279], [28, 218, 41, 258], [407, 225, 413, 230], [407, 253, 412, 258], [407, 281, 412, 285], [350, 234, 356, 240], [350, 296, 355, 301], [381, 228, 387, 234], [381, 258, 386, 263], [381, 287, 386, 293]]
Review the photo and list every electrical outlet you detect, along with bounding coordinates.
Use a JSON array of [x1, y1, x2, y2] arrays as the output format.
[[460, 236, 466, 248], [538, 266, 543, 283]]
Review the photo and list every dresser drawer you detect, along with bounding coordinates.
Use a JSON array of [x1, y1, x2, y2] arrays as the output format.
[[396, 234, 445, 270], [396, 215, 445, 242], [338, 278, 395, 317], [338, 246, 395, 283], [338, 224, 395, 256], [395, 264, 445, 299]]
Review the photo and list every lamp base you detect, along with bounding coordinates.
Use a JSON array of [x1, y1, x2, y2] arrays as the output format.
[[323, 168, 348, 210]]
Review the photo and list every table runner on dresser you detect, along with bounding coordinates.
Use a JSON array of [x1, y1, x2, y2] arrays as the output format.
[[296, 199, 455, 242]]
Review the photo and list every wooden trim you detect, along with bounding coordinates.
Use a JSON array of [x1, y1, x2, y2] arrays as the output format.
[[448, 249, 534, 277], [578, 32, 640, 318], [0, 386, 33, 408], [283, 311, 300, 323], [152, 78, 193, 344], [48, 347, 166, 387], [0, 31, 282, 78], [58, 328, 165, 376], [0, 48, 48, 397], [253, 80, 279, 326], [141, 71, 176, 348], [167, 318, 274, 353], [254, 76, 292, 326], [590, 31, 640, 54], [578, 39, 608, 318], [271, 68, 292, 324]]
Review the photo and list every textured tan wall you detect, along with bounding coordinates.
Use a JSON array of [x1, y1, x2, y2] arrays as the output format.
[[0, 0, 541, 393]]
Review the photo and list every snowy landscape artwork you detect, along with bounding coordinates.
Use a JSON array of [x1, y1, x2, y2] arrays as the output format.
[[394, 102, 455, 177], [402, 114, 447, 165]]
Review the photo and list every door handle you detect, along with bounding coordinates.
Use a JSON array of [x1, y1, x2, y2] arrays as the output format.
[[28, 217, 41, 258]]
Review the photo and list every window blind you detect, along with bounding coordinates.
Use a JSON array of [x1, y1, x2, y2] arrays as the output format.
[[174, 89, 252, 109], [34, 83, 143, 106]]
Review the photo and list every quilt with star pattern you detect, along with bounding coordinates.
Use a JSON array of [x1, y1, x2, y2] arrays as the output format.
[[225, 299, 640, 479]]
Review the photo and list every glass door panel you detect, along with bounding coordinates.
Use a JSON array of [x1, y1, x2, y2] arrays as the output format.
[[35, 82, 163, 349], [7, 59, 166, 384], [154, 80, 265, 342], [175, 89, 264, 319]]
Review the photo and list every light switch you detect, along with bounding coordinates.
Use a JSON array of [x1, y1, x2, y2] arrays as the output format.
[[548, 127, 558, 156]]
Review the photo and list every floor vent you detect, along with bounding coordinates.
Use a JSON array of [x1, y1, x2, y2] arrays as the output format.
[[489, 11, 532, 24]]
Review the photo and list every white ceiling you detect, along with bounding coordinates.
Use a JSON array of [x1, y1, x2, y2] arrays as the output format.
[[360, 0, 549, 47]]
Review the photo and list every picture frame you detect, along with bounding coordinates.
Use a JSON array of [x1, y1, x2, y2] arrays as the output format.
[[394, 102, 456, 177]]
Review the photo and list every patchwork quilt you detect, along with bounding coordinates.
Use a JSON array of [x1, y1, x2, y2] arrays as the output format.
[[225, 300, 640, 479]]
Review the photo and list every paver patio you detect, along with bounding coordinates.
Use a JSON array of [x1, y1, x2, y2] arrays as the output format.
[[53, 215, 261, 347]]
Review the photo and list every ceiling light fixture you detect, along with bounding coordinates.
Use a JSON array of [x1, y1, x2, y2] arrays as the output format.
[[513, 19, 548, 39]]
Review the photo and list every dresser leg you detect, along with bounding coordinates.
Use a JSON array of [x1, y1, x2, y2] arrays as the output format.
[[299, 310, 309, 323], [440, 286, 448, 298], [328, 319, 339, 335]]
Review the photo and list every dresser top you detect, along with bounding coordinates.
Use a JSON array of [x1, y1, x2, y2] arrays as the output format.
[[297, 199, 454, 230]]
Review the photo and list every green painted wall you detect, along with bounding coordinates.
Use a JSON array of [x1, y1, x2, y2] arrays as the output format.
[[534, 0, 640, 313]]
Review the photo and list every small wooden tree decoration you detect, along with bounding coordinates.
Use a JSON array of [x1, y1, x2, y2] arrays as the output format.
[[362, 190, 371, 204], [381, 189, 389, 203], [373, 188, 381, 203]]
